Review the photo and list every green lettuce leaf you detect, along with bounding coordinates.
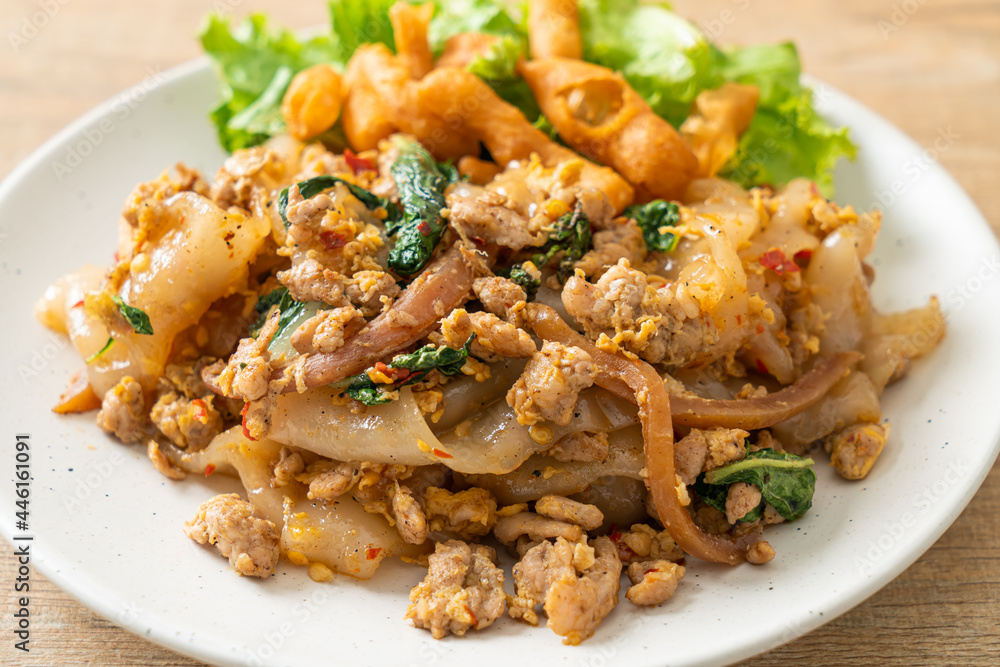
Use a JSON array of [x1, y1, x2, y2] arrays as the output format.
[[713, 43, 857, 196], [199, 13, 338, 152], [579, 0, 717, 126], [328, 0, 398, 61], [467, 34, 541, 121], [325, 0, 528, 60], [576, 0, 855, 194], [425, 0, 527, 55], [199, 0, 854, 193], [467, 33, 521, 80]]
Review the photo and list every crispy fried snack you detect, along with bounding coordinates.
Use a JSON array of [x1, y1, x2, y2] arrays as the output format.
[[341, 55, 398, 152], [680, 82, 760, 178], [281, 64, 343, 141], [528, 0, 582, 59], [519, 57, 699, 201], [417, 66, 635, 212], [436, 32, 500, 69], [345, 44, 479, 160], [389, 1, 435, 79]]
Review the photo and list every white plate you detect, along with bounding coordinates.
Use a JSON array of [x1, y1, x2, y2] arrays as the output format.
[[1, 58, 998, 667]]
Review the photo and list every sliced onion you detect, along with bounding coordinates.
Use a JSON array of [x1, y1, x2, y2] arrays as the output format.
[[527, 305, 858, 430], [272, 242, 480, 391], [670, 352, 859, 429], [164, 427, 416, 579], [528, 304, 761, 564]]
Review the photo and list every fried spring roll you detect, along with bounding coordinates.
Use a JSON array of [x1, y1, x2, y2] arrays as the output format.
[[519, 57, 699, 201]]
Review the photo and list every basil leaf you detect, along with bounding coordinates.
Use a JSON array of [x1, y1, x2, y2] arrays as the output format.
[[436, 160, 464, 187], [498, 263, 541, 302], [111, 296, 154, 335], [345, 375, 395, 405], [626, 200, 682, 253], [84, 337, 115, 364], [249, 287, 306, 339], [531, 203, 592, 283], [338, 336, 474, 405], [386, 137, 451, 276], [391, 337, 474, 377], [277, 175, 399, 228], [693, 447, 816, 522]]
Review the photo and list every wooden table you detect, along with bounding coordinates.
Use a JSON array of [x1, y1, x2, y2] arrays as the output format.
[[1, 0, 997, 664]]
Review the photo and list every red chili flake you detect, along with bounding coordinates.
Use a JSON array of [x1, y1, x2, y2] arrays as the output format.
[[320, 231, 347, 251], [756, 324, 766, 335], [417, 221, 432, 236], [643, 568, 661, 575], [113, 251, 121, 263], [608, 528, 639, 561], [240, 402, 257, 441], [759, 248, 799, 276], [432, 448, 454, 459], [616, 542, 639, 562], [794, 249, 813, 262], [736, 314, 742, 325], [204, 464, 216, 477], [374, 361, 411, 382], [755, 359, 769, 375], [365, 547, 382, 560], [344, 149, 375, 174], [470, 235, 486, 245], [191, 398, 208, 422], [72, 299, 85, 309], [810, 181, 821, 197]]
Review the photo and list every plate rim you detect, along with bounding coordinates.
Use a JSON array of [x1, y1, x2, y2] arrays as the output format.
[[2, 57, 998, 667]]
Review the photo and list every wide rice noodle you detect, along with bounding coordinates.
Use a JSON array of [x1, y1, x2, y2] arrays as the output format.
[[268, 385, 636, 475], [166, 426, 414, 579]]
